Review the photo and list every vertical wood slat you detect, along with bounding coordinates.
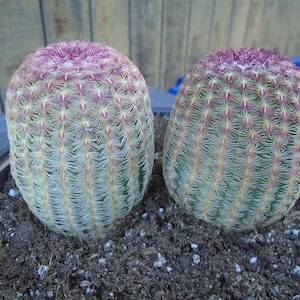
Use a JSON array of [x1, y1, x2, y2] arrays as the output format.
[[272, 0, 300, 55], [0, 0, 45, 112], [227, 0, 251, 48], [185, 0, 215, 71], [257, 0, 278, 50], [208, 0, 233, 52], [129, 0, 163, 89], [91, 0, 130, 57], [160, 0, 190, 90], [41, 0, 91, 43], [243, 0, 266, 47]]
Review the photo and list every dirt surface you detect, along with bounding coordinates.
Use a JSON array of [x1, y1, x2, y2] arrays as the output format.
[[0, 114, 300, 300]]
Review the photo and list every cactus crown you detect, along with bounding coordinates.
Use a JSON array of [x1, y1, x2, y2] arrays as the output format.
[[198, 47, 294, 71], [20, 41, 134, 81], [163, 47, 300, 231], [6, 41, 154, 240]]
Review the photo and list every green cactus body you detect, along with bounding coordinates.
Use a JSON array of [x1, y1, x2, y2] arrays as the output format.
[[163, 47, 300, 231], [5, 41, 154, 240]]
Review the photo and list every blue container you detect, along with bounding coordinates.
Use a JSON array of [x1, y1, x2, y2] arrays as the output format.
[[292, 57, 300, 68], [168, 76, 184, 95]]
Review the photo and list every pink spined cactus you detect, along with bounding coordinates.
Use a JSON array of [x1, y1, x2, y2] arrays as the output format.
[[5, 41, 154, 240], [163, 47, 300, 231]]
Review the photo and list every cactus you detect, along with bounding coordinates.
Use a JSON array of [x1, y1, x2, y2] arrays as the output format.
[[5, 41, 154, 240], [163, 47, 300, 232]]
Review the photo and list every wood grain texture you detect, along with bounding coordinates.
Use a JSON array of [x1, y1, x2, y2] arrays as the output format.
[[0, 0, 45, 111], [160, 0, 190, 90], [243, 0, 265, 47], [185, 0, 215, 70], [41, 0, 91, 43], [272, 0, 300, 56], [228, 0, 251, 48], [208, 0, 233, 52], [129, 0, 163, 88], [257, 0, 278, 50], [91, 0, 130, 57]]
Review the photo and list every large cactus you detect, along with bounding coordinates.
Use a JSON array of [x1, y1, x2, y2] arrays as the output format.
[[163, 47, 300, 231], [5, 41, 154, 240]]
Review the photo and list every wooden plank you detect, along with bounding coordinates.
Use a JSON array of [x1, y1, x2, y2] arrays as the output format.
[[272, 0, 300, 56], [91, 0, 130, 57], [185, 0, 215, 70], [129, 0, 163, 89], [243, 0, 265, 47], [227, 0, 251, 48], [160, 0, 190, 90], [0, 0, 45, 112], [41, 0, 91, 43], [257, 0, 278, 51], [208, 0, 233, 52]]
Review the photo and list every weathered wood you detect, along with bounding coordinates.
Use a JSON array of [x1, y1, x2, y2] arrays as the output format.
[[0, 0, 45, 112], [209, 0, 234, 52], [41, 0, 91, 43], [185, 0, 215, 70], [257, 0, 278, 51], [91, 0, 130, 57], [129, 0, 163, 89], [273, 0, 300, 56], [243, 0, 265, 47], [228, 0, 251, 48], [160, 0, 190, 90]]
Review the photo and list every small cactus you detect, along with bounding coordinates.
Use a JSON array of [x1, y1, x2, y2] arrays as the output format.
[[163, 47, 300, 231], [5, 41, 154, 240]]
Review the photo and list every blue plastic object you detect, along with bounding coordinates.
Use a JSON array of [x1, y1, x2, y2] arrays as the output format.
[[168, 76, 184, 95], [292, 57, 300, 68]]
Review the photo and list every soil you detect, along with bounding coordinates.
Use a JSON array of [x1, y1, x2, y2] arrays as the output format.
[[0, 114, 299, 300]]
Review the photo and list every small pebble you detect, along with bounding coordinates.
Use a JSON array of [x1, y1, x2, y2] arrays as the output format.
[[285, 229, 300, 236], [46, 290, 54, 298], [125, 228, 134, 238], [234, 263, 241, 273], [98, 258, 106, 265], [8, 189, 19, 197], [250, 256, 257, 264], [37, 265, 49, 279], [158, 207, 164, 213], [292, 265, 300, 275], [167, 223, 173, 230], [80, 280, 91, 288], [153, 252, 167, 268], [141, 212, 148, 219], [191, 243, 198, 250], [166, 266, 172, 273], [104, 240, 113, 251], [193, 254, 200, 265]]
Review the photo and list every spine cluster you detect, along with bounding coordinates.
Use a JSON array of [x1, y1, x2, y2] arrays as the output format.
[[6, 41, 154, 240], [163, 47, 300, 231]]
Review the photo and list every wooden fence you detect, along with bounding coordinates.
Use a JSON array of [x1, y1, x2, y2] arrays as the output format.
[[1, 0, 300, 112]]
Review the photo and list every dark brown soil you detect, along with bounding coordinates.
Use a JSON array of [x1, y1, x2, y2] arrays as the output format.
[[0, 114, 299, 300]]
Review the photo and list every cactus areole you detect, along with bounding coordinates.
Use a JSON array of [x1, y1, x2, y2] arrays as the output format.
[[5, 41, 154, 240], [163, 47, 300, 231]]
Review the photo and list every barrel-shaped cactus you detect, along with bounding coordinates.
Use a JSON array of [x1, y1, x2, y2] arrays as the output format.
[[163, 47, 300, 231], [5, 41, 154, 240]]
